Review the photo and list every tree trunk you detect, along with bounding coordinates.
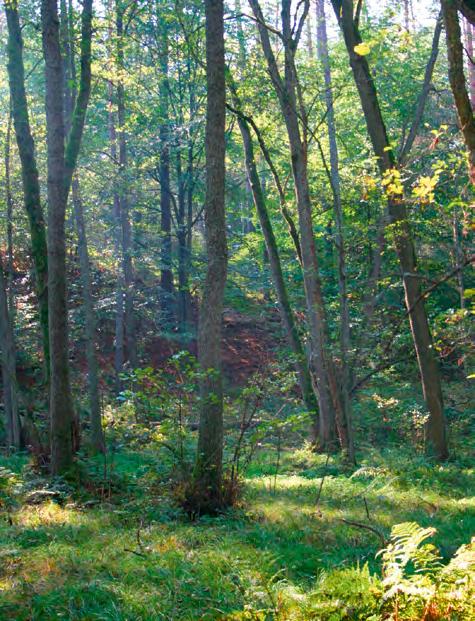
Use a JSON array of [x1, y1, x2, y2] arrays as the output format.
[[332, 0, 448, 460], [193, 0, 228, 514], [72, 177, 105, 452], [465, 20, 475, 107], [5, 111, 15, 317], [61, 0, 103, 452], [233, 98, 320, 440], [452, 205, 466, 309], [42, 0, 74, 473], [249, 0, 350, 456], [176, 146, 189, 336], [316, 0, 353, 458], [158, 17, 174, 324], [115, 4, 138, 371], [41, 0, 94, 474], [442, 0, 475, 185], [5, 4, 50, 382], [0, 253, 20, 450], [106, 42, 125, 390]]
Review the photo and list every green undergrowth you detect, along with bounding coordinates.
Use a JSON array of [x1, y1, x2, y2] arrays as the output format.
[[0, 446, 473, 620]]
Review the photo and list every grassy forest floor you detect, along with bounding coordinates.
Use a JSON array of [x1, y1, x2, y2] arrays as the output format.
[[1, 439, 474, 620]]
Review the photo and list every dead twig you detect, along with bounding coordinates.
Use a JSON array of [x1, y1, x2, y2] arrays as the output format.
[[339, 518, 387, 547]]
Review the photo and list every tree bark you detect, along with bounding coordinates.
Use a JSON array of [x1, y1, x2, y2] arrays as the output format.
[[42, 0, 74, 473], [4, 4, 50, 382], [233, 97, 320, 439], [193, 0, 228, 514], [158, 16, 174, 324], [41, 0, 93, 474], [72, 177, 105, 452], [332, 0, 448, 460], [452, 205, 466, 309], [116, 3, 138, 370], [106, 8, 125, 389], [176, 145, 189, 336], [61, 0, 104, 452], [5, 111, 14, 316], [442, 0, 475, 185], [463, 18, 475, 107], [316, 0, 353, 458], [249, 0, 351, 455], [0, 253, 20, 450]]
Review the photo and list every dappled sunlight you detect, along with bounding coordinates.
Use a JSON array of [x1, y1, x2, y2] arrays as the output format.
[[14, 501, 81, 528]]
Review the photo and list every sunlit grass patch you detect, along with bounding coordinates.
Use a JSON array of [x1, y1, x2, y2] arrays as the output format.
[[0, 446, 473, 620]]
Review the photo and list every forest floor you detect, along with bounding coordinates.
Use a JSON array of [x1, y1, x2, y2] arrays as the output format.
[[1, 445, 474, 620]]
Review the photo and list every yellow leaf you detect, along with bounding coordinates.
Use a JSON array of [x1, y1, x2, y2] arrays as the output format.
[[354, 42, 371, 56]]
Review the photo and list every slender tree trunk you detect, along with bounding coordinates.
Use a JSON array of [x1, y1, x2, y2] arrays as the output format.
[[193, 0, 228, 514], [249, 0, 351, 456], [4, 4, 50, 382], [185, 66, 195, 331], [0, 253, 20, 450], [42, 0, 74, 473], [442, 0, 475, 185], [233, 99, 320, 439], [107, 50, 125, 389], [158, 17, 174, 324], [306, 13, 314, 58], [72, 177, 105, 452], [332, 0, 448, 460], [5, 110, 14, 316], [116, 4, 138, 370], [231, 8, 319, 439], [452, 205, 465, 309], [316, 0, 353, 458], [176, 147, 189, 335], [42, 0, 94, 474], [61, 0, 103, 452]]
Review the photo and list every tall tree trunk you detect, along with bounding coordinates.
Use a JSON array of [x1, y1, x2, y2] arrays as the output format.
[[332, 0, 448, 460], [41, 0, 94, 474], [61, 0, 103, 452], [231, 8, 319, 440], [158, 17, 174, 324], [316, 0, 353, 457], [72, 177, 105, 452], [184, 53, 198, 331], [193, 0, 228, 514], [42, 0, 73, 473], [60, 0, 105, 452], [233, 98, 320, 440], [0, 253, 20, 450], [452, 205, 466, 309], [442, 0, 475, 185], [116, 3, 138, 370], [106, 21, 125, 389], [249, 0, 351, 456], [4, 4, 50, 382], [5, 110, 14, 316], [176, 146, 189, 336]]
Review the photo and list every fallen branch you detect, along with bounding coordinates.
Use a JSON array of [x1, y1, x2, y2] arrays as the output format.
[[339, 518, 387, 547]]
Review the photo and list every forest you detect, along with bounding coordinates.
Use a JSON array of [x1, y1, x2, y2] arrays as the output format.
[[0, 0, 474, 619]]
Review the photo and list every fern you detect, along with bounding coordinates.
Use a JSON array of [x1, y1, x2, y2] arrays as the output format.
[[378, 522, 441, 611]]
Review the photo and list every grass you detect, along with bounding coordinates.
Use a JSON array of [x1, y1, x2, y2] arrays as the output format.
[[0, 446, 474, 620]]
